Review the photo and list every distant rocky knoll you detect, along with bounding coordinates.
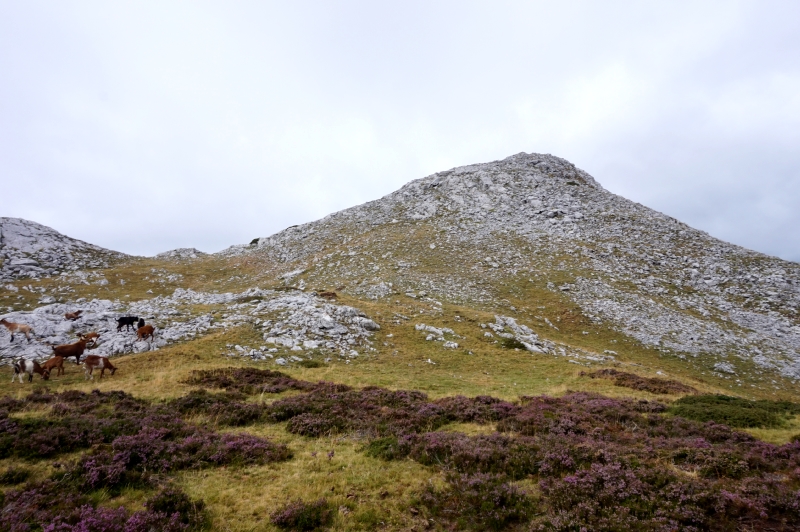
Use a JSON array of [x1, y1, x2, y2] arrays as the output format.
[[222, 152, 800, 381], [155, 248, 207, 260], [0, 218, 127, 281]]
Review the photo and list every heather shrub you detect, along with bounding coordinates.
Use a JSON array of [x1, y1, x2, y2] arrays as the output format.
[[270, 498, 334, 531], [586, 368, 697, 394], [0, 479, 92, 531], [168, 390, 264, 426], [669, 394, 800, 428], [419, 472, 533, 531], [434, 395, 520, 424], [266, 386, 449, 437], [32, 500, 193, 532], [44, 504, 130, 532], [78, 424, 291, 490], [497, 392, 665, 437], [398, 432, 541, 479], [360, 390, 800, 530], [184, 367, 322, 395], [123, 510, 188, 532], [536, 462, 709, 531], [144, 486, 208, 530], [0, 408, 140, 460]]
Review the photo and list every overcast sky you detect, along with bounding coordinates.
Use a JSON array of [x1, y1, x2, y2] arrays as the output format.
[[1, 1, 799, 261]]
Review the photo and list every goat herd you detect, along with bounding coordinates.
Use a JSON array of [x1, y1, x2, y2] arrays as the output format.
[[2, 311, 156, 384]]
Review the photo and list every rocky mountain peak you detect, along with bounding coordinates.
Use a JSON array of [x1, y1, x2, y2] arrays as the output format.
[[0, 217, 126, 281], [223, 152, 800, 381]]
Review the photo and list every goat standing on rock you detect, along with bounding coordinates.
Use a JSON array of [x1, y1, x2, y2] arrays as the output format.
[[0, 318, 33, 343], [12, 358, 49, 382], [137, 324, 155, 341], [64, 310, 83, 321], [116, 316, 139, 332]]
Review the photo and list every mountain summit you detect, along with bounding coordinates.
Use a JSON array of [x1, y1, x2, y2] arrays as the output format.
[[227, 152, 800, 380]]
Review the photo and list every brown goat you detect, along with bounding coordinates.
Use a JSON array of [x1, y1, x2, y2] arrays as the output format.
[[64, 310, 83, 321], [0, 318, 33, 343], [79, 332, 100, 347], [317, 291, 338, 300], [52, 337, 92, 364], [82, 355, 117, 380], [41, 356, 65, 377], [136, 324, 155, 341]]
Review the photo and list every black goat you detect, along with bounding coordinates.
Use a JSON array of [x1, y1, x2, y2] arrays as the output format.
[[116, 316, 140, 332]]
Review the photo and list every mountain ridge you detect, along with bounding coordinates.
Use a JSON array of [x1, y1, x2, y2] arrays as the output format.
[[217, 152, 800, 380], [2, 151, 799, 386]]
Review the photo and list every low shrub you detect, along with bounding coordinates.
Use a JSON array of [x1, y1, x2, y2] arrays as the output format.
[[266, 385, 449, 437], [499, 337, 527, 350], [364, 391, 800, 530], [669, 394, 800, 428], [419, 473, 533, 531], [0, 391, 148, 460], [78, 424, 291, 490], [434, 395, 519, 424], [184, 367, 321, 395], [3, 483, 200, 531], [270, 498, 334, 531], [168, 390, 264, 426], [298, 359, 324, 368], [144, 486, 208, 530], [586, 368, 697, 394]]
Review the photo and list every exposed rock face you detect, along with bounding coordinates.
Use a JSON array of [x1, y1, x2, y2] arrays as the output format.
[[155, 248, 207, 260], [0, 288, 380, 363], [224, 152, 800, 380], [0, 218, 126, 281], [3, 152, 799, 383]]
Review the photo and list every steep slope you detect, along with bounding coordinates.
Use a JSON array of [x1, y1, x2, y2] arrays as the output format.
[[223, 152, 800, 382], [0, 217, 127, 280]]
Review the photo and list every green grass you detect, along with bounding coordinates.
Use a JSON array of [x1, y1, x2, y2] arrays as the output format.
[[669, 394, 800, 428]]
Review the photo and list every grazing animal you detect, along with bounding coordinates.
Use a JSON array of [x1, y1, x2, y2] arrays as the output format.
[[41, 356, 65, 377], [79, 332, 100, 347], [52, 337, 92, 365], [83, 355, 117, 380], [317, 291, 337, 300], [136, 324, 155, 341], [64, 310, 83, 321], [116, 316, 139, 332], [138, 317, 145, 329], [0, 318, 33, 343], [12, 358, 49, 383]]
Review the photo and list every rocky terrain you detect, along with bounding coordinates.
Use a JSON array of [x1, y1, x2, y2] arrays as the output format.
[[0, 218, 126, 281], [2, 152, 799, 388], [222, 152, 800, 382], [0, 288, 383, 366]]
